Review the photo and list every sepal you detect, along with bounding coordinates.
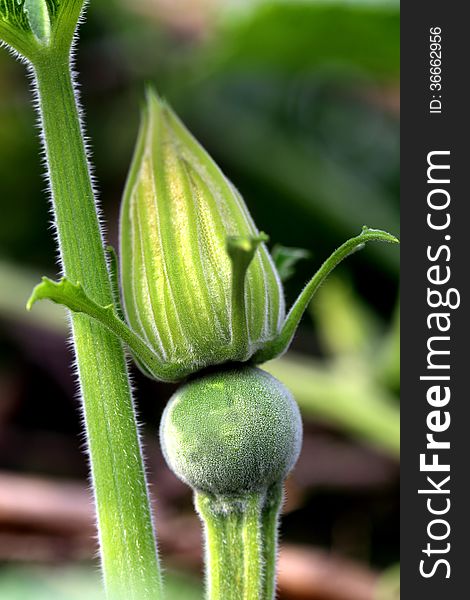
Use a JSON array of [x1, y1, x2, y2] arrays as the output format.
[[253, 226, 399, 363], [27, 276, 180, 382]]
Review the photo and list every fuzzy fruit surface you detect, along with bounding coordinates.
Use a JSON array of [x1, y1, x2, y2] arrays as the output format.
[[160, 366, 302, 495]]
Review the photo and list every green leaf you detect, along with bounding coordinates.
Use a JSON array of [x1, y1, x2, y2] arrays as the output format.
[[0, 0, 34, 55], [0, 0, 83, 59], [271, 245, 310, 283], [0, 1, 30, 31]]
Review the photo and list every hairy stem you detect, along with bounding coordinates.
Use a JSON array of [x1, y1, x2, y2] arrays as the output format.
[[242, 494, 264, 600], [33, 50, 162, 599], [261, 484, 283, 600], [196, 489, 281, 600]]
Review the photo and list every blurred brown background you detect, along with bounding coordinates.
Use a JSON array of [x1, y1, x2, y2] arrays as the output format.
[[0, 1, 399, 598]]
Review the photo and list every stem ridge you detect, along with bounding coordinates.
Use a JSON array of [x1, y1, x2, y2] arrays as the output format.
[[196, 485, 283, 600]]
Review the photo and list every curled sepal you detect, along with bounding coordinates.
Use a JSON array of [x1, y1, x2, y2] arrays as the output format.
[[227, 232, 269, 359], [253, 226, 399, 364], [119, 90, 285, 381], [0, 0, 84, 61], [26, 276, 179, 382]]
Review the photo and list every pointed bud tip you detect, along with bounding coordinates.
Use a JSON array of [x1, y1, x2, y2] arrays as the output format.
[[144, 85, 159, 104], [144, 86, 174, 118]]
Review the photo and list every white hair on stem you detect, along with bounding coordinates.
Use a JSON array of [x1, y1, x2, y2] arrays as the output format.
[[3, 0, 159, 579]]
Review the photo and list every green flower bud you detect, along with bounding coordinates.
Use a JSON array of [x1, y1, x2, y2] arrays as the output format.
[[159, 366, 302, 495], [26, 85, 398, 384], [119, 90, 285, 381]]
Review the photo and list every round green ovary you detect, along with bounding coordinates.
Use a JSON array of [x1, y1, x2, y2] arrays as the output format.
[[160, 366, 302, 495]]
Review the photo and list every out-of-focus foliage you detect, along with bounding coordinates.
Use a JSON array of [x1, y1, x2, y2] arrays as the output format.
[[310, 275, 380, 357], [267, 276, 399, 457], [0, 567, 202, 600], [203, 1, 399, 77], [170, 0, 400, 277]]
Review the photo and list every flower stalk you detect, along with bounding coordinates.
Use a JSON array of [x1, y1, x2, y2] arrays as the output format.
[[196, 490, 271, 600], [196, 484, 283, 600]]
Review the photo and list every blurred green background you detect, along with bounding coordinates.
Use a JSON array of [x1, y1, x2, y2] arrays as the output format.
[[0, 1, 399, 599]]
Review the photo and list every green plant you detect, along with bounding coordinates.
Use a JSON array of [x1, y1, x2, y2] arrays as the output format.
[[161, 367, 301, 600], [0, 2, 162, 599], [1, 2, 398, 599]]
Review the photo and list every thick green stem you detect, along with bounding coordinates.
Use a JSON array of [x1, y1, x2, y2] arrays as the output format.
[[33, 51, 162, 599], [196, 493, 239, 600], [196, 489, 281, 600]]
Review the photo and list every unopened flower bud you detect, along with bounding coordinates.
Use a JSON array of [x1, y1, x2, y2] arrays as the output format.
[[119, 90, 285, 381], [26, 90, 398, 384]]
